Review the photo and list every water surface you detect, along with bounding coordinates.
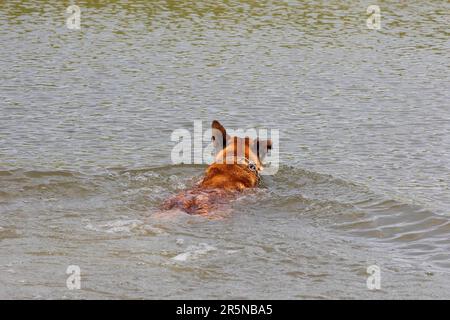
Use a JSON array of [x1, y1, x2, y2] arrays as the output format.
[[0, 0, 449, 299]]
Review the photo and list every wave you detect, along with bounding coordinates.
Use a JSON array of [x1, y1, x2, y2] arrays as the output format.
[[2, 165, 450, 270]]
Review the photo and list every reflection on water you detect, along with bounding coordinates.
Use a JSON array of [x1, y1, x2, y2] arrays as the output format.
[[0, 0, 449, 299]]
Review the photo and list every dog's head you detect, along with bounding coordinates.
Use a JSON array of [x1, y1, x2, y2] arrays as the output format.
[[211, 120, 272, 171]]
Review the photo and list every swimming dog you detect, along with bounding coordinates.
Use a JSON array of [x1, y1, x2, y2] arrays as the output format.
[[161, 120, 272, 215]]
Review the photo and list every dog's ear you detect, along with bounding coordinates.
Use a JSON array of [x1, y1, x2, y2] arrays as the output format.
[[266, 139, 272, 150], [211, 120, 228, 149], [255, 138, 272, 159]]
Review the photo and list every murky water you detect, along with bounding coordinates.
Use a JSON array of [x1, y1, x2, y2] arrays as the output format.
[[1, 1, 449, 299]]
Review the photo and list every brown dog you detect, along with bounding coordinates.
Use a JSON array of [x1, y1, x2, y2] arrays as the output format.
[[161, 120, 272, 215]]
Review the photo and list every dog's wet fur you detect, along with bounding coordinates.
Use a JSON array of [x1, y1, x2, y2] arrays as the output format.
[[161, 120, 272, 215]]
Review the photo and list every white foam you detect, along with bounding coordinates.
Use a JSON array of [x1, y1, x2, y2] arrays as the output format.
[[85, 219, 165, 235], [172, 243, 217, 261]]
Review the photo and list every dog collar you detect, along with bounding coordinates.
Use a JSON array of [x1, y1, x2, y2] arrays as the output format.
[[246, 159, 261, 186]]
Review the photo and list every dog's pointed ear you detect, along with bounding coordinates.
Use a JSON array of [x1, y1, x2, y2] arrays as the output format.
[[266, 139, 272, 150], [211, 120, 228, 149], [255, 138, 272, 159]]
